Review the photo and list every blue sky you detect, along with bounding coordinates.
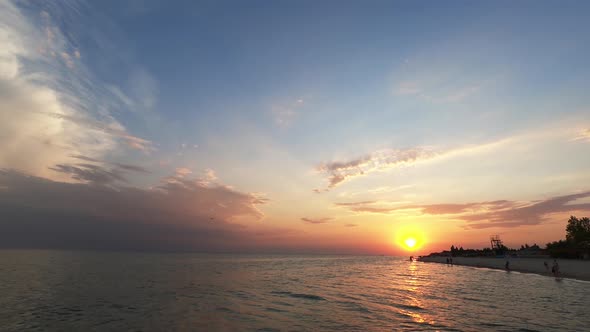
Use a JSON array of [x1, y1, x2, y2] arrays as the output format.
[[1, 0, 589, 253], [100, 0, 589, 158]]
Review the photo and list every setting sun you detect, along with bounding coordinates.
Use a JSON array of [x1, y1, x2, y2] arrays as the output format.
[[394, 224, 426, 252], [404, 238, 417, 249]]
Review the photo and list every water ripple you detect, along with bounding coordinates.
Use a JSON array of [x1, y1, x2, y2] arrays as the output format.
[[0, 251, 588, 331]]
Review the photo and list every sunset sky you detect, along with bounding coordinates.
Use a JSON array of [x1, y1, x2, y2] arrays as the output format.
[[1, 0, 589, 255]]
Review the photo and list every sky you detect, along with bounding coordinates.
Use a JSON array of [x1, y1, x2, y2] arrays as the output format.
[[1, 0, 589, 255]]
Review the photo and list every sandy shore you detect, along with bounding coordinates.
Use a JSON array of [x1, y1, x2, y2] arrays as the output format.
[[419, 256, 590, 281]]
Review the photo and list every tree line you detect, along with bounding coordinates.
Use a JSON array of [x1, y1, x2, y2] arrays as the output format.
[[441, 216, 590, 259], [546, 215, 590, 259]]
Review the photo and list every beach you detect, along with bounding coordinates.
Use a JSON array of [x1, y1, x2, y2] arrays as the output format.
[[419, 256, 590, 281]]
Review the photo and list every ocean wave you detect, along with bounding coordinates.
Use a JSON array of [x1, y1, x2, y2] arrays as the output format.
[[271, 291, 326, 301], [394, 303, 426, 311], [335, 300, 371, 313], [216, 307, 235, 313]]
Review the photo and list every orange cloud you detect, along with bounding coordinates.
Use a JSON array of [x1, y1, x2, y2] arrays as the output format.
[[301, 217, 332, 224], [573, 128, 590, 142], [336, 192, 590, 229]]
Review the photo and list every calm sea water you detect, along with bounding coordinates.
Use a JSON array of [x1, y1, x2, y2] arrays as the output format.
[[0, 250, 588, 331]]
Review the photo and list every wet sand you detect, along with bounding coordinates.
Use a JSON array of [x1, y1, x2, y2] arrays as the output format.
[[419, 256, 590, 281]]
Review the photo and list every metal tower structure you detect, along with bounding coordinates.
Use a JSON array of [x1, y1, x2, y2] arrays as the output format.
[[490, 235, 503, 253]]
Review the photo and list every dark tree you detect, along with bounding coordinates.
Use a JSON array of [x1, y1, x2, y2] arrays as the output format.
[[546, 239, 577, 258], [566, 216, 590, 244]]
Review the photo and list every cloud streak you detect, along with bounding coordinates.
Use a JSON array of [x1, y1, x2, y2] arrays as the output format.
[[315, 139, 510, 191], [336, 192, 590, 229], [301, 217, 332, 224], [573, 128, 590, 142], [49, 163, 127, 185], [70, 154, 150, 174], [47, 112, 155, 153], [394, 80, 480, 103], [49, 157, 150, 185], [315, 148, 438, 190]]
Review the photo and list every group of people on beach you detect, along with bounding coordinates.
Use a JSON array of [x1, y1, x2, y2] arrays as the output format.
[[504, 259, 560, 277], [443, 257, 562, 278]]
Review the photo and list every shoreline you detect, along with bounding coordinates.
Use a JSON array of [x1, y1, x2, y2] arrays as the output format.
[[419, 256, 590, 281]]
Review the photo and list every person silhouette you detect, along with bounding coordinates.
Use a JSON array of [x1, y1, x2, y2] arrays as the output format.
[[552, 260, 560, 277]]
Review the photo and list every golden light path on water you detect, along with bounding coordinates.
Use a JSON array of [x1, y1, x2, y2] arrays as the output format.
[[402, 261, 436, 326]]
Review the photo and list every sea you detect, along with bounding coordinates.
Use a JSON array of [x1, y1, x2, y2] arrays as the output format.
[[0, 250, 588, 331]]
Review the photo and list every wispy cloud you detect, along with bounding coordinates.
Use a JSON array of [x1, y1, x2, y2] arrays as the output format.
[[0, 1, 156, 180], [435, 85, 479, 103], [112, 162, 150, 173], [394, 81, 421, 95], [573, 128, 590, 142], [335, 201, 377, 207], [182, 168, 219, 187], [174, 167, 192, 178], [127, 67, 158, 111], [335, 201, 397, 214], [0, 1, 107, 178], [315, 147, 438, 190], [301, 217, 332, 224], [48, 113, 155, 153], [394, 80, 480, 103], [338, 185, 415, 198], [271, 98, 305, 128], [49, 163, 126, 185], [70, 155, 150, 173], [49, 157, 150, 185], [315, 139, 509, 191], [336, 192, 590, 229], [104, 68, 160, 115], [202, 168, 218, 182]]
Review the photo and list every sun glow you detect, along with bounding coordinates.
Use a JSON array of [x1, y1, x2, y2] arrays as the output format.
[[395, 225, 426, 252], [404, 237, 417, 248]]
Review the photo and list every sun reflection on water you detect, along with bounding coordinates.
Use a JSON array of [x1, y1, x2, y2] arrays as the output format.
[[398, 261, 437, 326]]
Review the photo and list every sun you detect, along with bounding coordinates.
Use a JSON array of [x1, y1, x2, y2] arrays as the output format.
[[404, 237, 417, 249], [394, 225, 426, 252]]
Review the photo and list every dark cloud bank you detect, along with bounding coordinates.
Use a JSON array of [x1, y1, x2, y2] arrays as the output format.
[[0, 169, 271, 252]]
